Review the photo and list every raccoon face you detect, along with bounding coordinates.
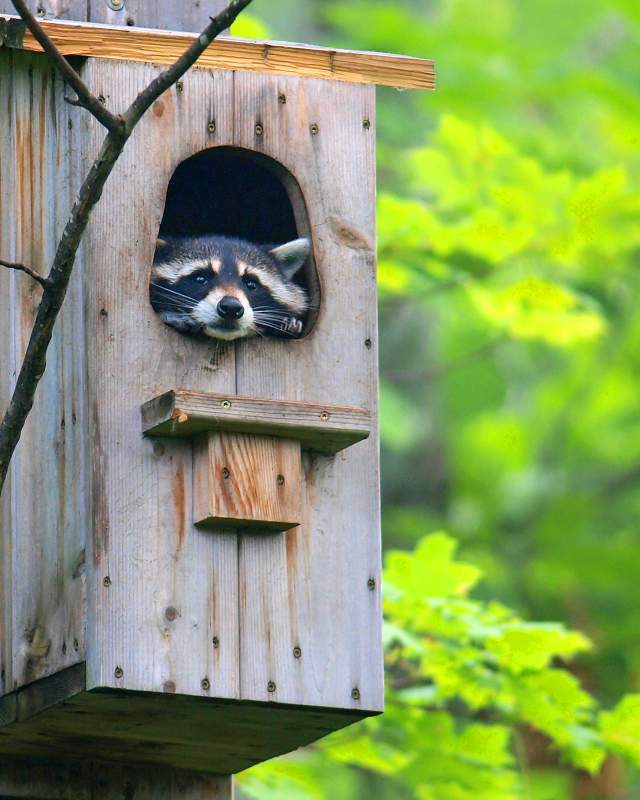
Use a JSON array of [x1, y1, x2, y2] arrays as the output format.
[[150, 235, 310, 341]]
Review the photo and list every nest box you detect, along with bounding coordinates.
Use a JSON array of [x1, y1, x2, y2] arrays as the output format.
[[0, 11, 434, 781]]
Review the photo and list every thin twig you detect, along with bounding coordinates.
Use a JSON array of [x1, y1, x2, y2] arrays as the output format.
[[0, 0, 255, 496], [10, 0, 124, 133], [0, 259, 48, 289]]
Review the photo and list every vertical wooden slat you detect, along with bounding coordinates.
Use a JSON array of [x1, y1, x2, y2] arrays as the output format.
[[0, 759, 232, 799], [0, 49, 16, 698], [81, 60, 240, 700], [233, 73, 384, 711], [0, 50, 86, 694], [0, 1, 86, 19], [88, 0, 229, 31]]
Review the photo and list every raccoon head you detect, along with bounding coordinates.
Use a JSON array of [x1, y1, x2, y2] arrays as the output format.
[[150, 235, 310, 341]]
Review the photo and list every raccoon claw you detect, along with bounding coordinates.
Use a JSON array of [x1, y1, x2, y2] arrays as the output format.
[[159, 312, 203, 336], [281, 317, 304, 336]]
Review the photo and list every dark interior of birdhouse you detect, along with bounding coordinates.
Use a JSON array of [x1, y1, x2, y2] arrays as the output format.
[[157, 147, 319, 335]]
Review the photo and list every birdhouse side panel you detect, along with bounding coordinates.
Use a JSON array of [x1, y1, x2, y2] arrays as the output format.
[[0, 50, 88, 697]]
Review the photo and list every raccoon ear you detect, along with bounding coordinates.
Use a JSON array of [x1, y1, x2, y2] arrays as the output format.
[[269, 238, 310, 279]]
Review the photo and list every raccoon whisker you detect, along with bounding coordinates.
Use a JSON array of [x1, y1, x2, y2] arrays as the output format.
[[150, 283, 200, 305]]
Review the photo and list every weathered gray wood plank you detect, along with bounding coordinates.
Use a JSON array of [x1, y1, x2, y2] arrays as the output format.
[[0, 50, 87, 695], [233, 73, 384, 711], [87, 0, 228, 31], [0, 758, 232, 799], [81, 60, 240, 700], [142, 389, 371, 453], [0, 0, 86, 19]]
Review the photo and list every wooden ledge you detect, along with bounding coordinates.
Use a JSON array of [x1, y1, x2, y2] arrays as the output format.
[[0, 15, 435, 90], [142, 390, 371, 455]]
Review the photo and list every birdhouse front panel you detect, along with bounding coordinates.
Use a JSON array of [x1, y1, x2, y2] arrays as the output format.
[[81, 59, 384, 717]]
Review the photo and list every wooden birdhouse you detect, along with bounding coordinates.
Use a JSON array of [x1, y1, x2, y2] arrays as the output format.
[[0, 3, 434, 796]]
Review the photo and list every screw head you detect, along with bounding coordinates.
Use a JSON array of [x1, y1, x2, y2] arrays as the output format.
[[278, 93, 287, 104], [106, 0, 125, 9], [201, 678, 210, 691], [176, 80, 184, 93], [114, 666, 124, 679], [208, 120, 216, 134], [310, 123, 320, 136], [164, 606, 178, 622], [98, 95, 106, 105], [103, 576, 112, 587], [363, 118, 371, 130], [221, 399, 232, 409], [367, 577, 376, 591], [293, 646, 302, 659], [222, 467, 230, 480], [255, 123, 264, 136], [212, 636, 220, 649], [364, 337, 372, 350], [320, 411, 330, 421], [267, 681, 277, 693], [277, 474, 285, 486], [351, 687, 361, 701]]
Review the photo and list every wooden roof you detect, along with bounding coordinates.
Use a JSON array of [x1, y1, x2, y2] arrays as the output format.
[[0, 14, 435, 90]]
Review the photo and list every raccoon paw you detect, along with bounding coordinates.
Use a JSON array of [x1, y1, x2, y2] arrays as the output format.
[[281, 317, 304, 337], [159, 311, 203, 336]]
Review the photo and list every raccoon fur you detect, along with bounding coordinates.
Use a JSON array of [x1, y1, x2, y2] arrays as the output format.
[[150, 235, 310, 341]]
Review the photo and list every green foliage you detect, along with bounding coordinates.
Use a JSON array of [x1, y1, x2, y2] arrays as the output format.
[[239, 535, 640, 799]]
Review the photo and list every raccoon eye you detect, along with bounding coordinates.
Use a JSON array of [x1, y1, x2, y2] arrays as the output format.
[[243, 276, 259, 291], [194, 275, 207, 284]]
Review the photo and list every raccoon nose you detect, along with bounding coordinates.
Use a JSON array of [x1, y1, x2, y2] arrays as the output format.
[[217, 296, 244, 319]]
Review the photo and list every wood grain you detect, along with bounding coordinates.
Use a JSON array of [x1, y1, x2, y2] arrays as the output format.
[[0, 0, 86, 20], [0, 50, 87, 696], [0, 14, 436, 90], [81, 61, 240, 700], [142, 389, 371, 454], [233, 73, 385, 712], [0, 683, 370, 776], [0, 757, 232, 799], [194, 433, 302, 531]]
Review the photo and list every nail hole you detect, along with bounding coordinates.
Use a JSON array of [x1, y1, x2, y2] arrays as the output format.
[[277, 474, 285, 486], [222, 467, 230, 480], [363, 118, 371, 130], [103, 576, 112, 587], [164, 606, 178, 622], [212, 636, 220, 649], [278, 93, 287, 104], [368, 577, 376, 591]]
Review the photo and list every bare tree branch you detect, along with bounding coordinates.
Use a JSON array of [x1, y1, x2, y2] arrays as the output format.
[[0, 0, 255, 495], [10, 0, 124, 133], [0, 259, 49, 289]]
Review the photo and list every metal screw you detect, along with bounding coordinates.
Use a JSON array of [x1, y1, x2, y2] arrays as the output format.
[[103, 576, 111, 587], [212, 636, 220, 649], [293, 646, 302, 659], [277, 474, 285, 486], [106, 0, 125, 9], [164, 606, 178, 622], [222, 467, 230, 480], [278, 93, 287, 104], [367, 577, 376, 591], [363, 118, 371, 130], [176, 81, 184, 93], [98, 95, 106, 105], [221, 399, 231, 409], [351, 687, 360, 700], [114, 666, 124, 679], [208, 120, 216, 134], [310, 123, 320, 136], [320, 411, 330, 421], [201, 678, 210, 691], [100, 308, 108, 317], [364, 337, 372, 350], [267, 681, 277, 693], [255, 123, 264, 136]]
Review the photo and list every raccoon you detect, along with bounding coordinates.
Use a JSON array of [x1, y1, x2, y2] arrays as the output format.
[[150, 235, 310, 341]]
